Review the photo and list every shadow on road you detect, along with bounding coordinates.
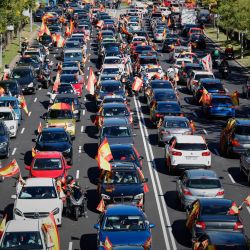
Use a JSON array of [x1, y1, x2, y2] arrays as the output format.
[[80, 233, 97, 250]]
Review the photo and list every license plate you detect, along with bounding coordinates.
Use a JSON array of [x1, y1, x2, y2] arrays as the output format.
[[186, 156, 197, 160]]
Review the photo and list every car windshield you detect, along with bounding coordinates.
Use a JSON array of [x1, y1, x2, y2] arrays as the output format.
[[187, 179, 221, 189], [61, 69, 79, 75], [103, 170, 139, 184], [104, 59, 122, 64], [101, 85, 121, 92], [65, 52, 82, 58], [19, 186, 57, 199], [102, 68, 120, 74], [19, 58, 38, 64], [40, 35, 52, 43], [152, 83, 172, 89], [133, 38, 146, 42], [103, 215, 146, 231], [103, 107, 128, 116], [111, 148, 136, 161], [165, 120, 188, 128], [0, 82, 17, 91], [195, 74, 214, 81], [211, 98, 232, 105], [155, 92, 176, 101], [48, 109, 73, 119], [55, 98, 77, 105], [175, 143, 207, 150], [103, 98, 123, 103], [0, 112, 13, 120], [40, 131, 68, 142], [201, 203, 232, 215], [57, 85, 74, 94], [0, 101, 18, 109], [33, 158, 62, 170], [102, 126, 131, 137], [60, 75, 78, 84], [0, 231, 43, 249], [235, 125, 250, 136], [12, 70, 30, 79], [157, 103, 179, 112]]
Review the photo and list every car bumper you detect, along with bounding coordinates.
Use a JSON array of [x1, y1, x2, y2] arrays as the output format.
[[182, 195, 224, 208], [172, 164, 211, 170]]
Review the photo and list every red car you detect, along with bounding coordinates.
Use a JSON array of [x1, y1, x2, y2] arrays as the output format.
[[25, 151, 71, 178]]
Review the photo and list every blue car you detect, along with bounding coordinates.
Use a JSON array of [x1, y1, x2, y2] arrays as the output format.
[[94, 204, 155, 249], [202, 94, 235, 118], [0, 96, 21, 125]]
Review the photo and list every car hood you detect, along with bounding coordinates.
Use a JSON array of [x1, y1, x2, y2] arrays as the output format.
[[101, 184, 143, 196], [100, 231, 150, 246], [31, 169, 64, 179]]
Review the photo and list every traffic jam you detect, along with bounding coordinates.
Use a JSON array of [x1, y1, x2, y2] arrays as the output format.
[[0, 0, 249, 249]]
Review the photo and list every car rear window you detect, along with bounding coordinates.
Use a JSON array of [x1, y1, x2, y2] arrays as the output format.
[[211, 98, 232, 105], [235, 125, 250, 136], [175, 143, 207, 150], [187, 179, 221, 189], [165, 120, 188, 128], [195, 74, 214, 80], [201, 203, 232, 215]]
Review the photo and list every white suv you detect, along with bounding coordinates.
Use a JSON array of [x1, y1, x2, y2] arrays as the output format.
[[12, 178, 63, 225], [165, 135, 211, 174], [0, 107, 18, 138]]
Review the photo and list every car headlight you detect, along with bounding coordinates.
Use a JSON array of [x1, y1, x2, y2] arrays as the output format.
[[14, 208, 23, 217], [134, 193, 144, 200], [52, 207, 60, 215], [64, 148, 71, 153], [28, 82, 34, 88], [101, 194, 110, 200], [10, 126, 14, 130]]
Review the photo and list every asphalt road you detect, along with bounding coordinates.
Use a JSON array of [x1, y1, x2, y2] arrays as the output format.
[[0, 4, 249, 250]]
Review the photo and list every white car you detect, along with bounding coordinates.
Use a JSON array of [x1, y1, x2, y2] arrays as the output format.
[[12, 178, 63, 225], [0, 107, 18, 138], [0, 219, 53, 249], [165, 135, 211, 174], [102, 56, 125, 71], [127, 22, 141, 32]]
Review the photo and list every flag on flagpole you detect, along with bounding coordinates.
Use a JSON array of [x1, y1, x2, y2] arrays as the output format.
[[137, 168, 149, 193], [37, 122, 42, 134], [97, 138, 113, 171], [132, 77, 143, 92], [96, 198, 105, 212], [143, 236, 152, 249], [19, 95, 28, 115], [228, 202, 239, 215], [104, 236, 112, 250], [244, 195, 250, 206], [0, 215, 7, 239], [86, 67, 97, 95], [0, 159, 19, 177], [53, 72, 60, 92], [32, 148, 36, 158], [201, 54, 213, 72]]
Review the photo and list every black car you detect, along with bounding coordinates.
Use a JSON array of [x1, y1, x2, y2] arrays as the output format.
[[189, 34, 206, 49], [178, 63, 204, 85], [98, 162, 147, 209], [34, 127, 73, 164], [162, 37, 178, 53], [34, 8, 45, 22], [186, 198, 244, 239], [17, 55, 43, 77], [193, 231, 250, 250], [242, 78, 250, 99], [0, 80, 22, 97], [53, 93, 82, 121], [38, 34, 53, 48], [11, 66, 38, 94], [0, 121, 10, 158]]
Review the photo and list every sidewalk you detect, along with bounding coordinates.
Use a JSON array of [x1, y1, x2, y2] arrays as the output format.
[[0, 24, 39, 78]]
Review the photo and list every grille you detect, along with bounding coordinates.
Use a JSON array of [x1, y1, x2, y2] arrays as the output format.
[[23, 212, 49, 218]]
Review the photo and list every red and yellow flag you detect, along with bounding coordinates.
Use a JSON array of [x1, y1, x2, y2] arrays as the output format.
[[96, 198, 105, 212], [0, 159, 19, 177], [97, 138, 113, 171], [20, 95, 28, 115], [0, 215, 7, 239], [167, 17, 171, 27], [86, 67, 97, 95], [69, 19, 74, 34], [143, 236, 152, 250], [132, 77, 143, 92], [32, 148, 36, 158], [104, 236, 112, 250], [228, 202, 239, 215], [244, 195, 250, 207], [53, 72, 61, 92], [231, 91, 239, 106], [137, 168, 149, 193], [199, 88, 211, 105], [189, 120, 196, 133], [42, 213, 60, 250], [65, 25, 71, 37], [96, 20, 104, 29], [37, 122, 42, 134]]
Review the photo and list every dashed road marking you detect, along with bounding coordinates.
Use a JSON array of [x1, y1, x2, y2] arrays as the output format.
[[38, 87, 42, 90], [78, 146, 82, 153], [68, 242, 73, 250], [28, 112, 31, 117], [76, 170, 80, 180], [84, 97, 86, 102], [83, 110, 85, 116], [225, 88, 229, 93], [81, 125, 84, 133], [86, 75, 89, 79], [203, 129, 207, 135], [34, 98, 37, 103], [228, 173, 236, 184], [12, 148, 17, 156], [214, 148, 220, 156], [21, 128, 25, 134], [247, 206, 250, 215]]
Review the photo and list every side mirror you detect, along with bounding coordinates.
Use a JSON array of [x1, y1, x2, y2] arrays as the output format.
[[149, 223, 155, 229], [94, 223, 100, 230], [65, 165, 71, 170], [25, 165, 31, 171], [143, 178, 148, 183], [11, 194, 17, 199]]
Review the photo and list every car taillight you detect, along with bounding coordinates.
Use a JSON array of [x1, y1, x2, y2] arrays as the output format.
[[231, 139, 240, 147], [199, 89, 203, 93], [183, 188, 192, 196], [193, 80, 198, 84], [202, 151, 211, 156], [196, 221, 206, 230], [171, 151, 182, 156], [234, 222, 243, 230], [216, 190, 224, 196], [155, 113, 163, 118], [230, 106, 235, 108]]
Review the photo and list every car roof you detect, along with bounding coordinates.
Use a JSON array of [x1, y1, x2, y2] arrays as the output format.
[[42, 127, 66, 133], [206, 231, 247, 245], [64, 48, 82, 53], [6, 219, 40, 232], [111, 162, 137, 170], [100, 80, 121, 85], [186, 169, 218, 179], [175, 135, 205, 143], [105, 204, 143, 216], [153, 88, 175, 94], [199, 198, 232, 206], [211, 94, 231, 99], [103, 103, 126, 108], [192, 70, 213, 75], [0, 96, 18, 101], [157, 101, 179, 105], [103, 117, 130, 126], [25, 177, 54, 187], [110, 144, 133, 149], [55, 93, 78, 99], [0, 107, 13, 112]]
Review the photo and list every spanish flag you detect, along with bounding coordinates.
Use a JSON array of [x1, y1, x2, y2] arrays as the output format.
[[104, 236, 112, 250], [42, 213, 60, 250], [37, 122, 42, 134], [97, 138, 113, 171], [167, 17, 171, 27], [137, 168, 149, 193], [20, 95, 28, 115], [96, 198, 105, 212], [228, 202, 239, 215], [53, 72, 60, 92], [0, 215, 7, 239], [65, 25, 71, 37], [69, 19, 74, 35], [199, 88, 211, 105], [132, 77, 143, 92], [86, 67, 97, 95], [231, 91, 239, 106], [244, 195, 250, 206], [143, 236, 152, 249], [0, 159, 19, 177], [32, 148, 36, 158]]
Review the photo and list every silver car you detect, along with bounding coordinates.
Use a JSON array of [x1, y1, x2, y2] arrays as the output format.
[[176, 169, 224, 209], [157, 116, 192, 145]]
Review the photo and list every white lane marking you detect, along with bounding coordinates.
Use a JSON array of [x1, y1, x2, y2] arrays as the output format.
[[87, 67, 89, 70], [247, 206, 250, 215], [84, 97, 86, 102], [34, 98, 37, 103], [28, 112, 31, 117], [81, 125, 84, 133], [21, 128, 25, 134], [133, 96, 176, 250], [86, 75, 89, 79], [68, 242, 73, 250], [76, 170, 80, 180], [38, 87, 42, 90], [228, 173, 236, 184], [78, 146, 82, 153], [203, 129, 207, 135], [214, 148, 220, 156], [192, 111, 198, 117], [225, 88, 229, 93], [82, 110, 85, 116], [12, 148, 17, 156]]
